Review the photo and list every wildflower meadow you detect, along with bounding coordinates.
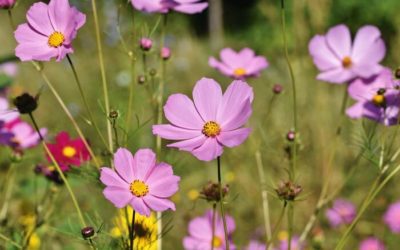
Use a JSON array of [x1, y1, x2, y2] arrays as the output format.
[[2, 0, 400, 249]]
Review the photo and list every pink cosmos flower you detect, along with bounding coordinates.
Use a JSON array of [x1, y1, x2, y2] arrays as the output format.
[[14, 0, 86, 62], [46, 131, 90, 171], [383, 200, 400, 233], [325, 199, 356, 228], [6, 118, 46, 149], [100, 148, 180, 217], [183, 210, 236, 250], [275, 235, 304, 250], [309, 24, 385, 84], [152, 78, 253, 161], [0, 0, 15, 9], [209, 48, 269, 79], [346, 68, 400, 126], [131, 0, 208, 14], [359, 237, 386, 250], [0, 62, 18, 78]]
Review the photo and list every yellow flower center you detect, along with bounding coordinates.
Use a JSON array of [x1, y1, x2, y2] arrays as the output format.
[[212, 236, 222, 248], [47, 165, 56, 172], [342, 56, 352, 68], [130, 180, 149, 197], [233, 68, 246, 77], [372, 94, 385, 107], [48, 31, 65, 48], [202, 121, 221, 137], [62, 146, 76, 158]]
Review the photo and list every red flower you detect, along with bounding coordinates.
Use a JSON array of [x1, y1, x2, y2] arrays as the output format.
[[46, 131, 90, 171]]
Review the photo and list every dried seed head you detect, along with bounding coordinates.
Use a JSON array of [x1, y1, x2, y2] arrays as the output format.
[[13, 93, 38, 114], [275, 181, 302, 201], [200, 181, 229, 202]]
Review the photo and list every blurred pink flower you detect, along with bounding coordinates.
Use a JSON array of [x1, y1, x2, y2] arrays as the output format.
[[161, 47, 171, 60], [14, 0, 86, 62], [0, 0, 15, 9], [0, 97, 19, 123], [140, 37, 153, 51], [0, 62, 18, 77], [100, 148, 180, 216], [7, 118, 46, 149], [183, 210, 236, 250], [245, 240, 266, 250], [325, 199, 356, 228], [209, 48, 269, 79], [131, 0, 208, 14], [359, 237, 385, 250], [346, 68, 400, 126], [309, 24, 385, 84], [276, 236, 304, 250], [383, 200, 400, 233], [153, 78, 253, 161], [46, 131, 90, 171]]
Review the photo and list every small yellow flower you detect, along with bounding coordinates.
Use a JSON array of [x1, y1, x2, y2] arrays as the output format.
[[19, 214, 36, 231], [187, 189, 199, 201], [27, 233, 41, 250], [111, 207, 158, 250], [278, 230, 288, 241], [225, 171, 235, 183]]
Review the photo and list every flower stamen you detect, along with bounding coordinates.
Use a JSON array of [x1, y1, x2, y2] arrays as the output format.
[[130, 180, 149, 197], [212, 236, 222, 248], [62, 146, 76, 158], [202, 121, 221, 137], [48, 31, 65, 48], [342, 56, 352, 68], [233, 68, 246, 77]]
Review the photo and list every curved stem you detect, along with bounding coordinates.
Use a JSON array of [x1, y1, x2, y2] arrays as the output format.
[[36, 67, 100, 168], [0, 232, 21, 249], [217, 156, 230, 250], [267, 202, 287, 249], [66, 55, 109, 152], [28, 113, 86, 228], [90, 0, 113, 156]]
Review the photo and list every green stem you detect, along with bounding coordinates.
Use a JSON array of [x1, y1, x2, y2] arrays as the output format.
[[130, 210, 136, 250], [111, 118, 120, 149], [255, 151, 272, 242], [66, 55, 109, 152], [155, 14, 168, 250], [267, 202, 287, 249], [28, 113, 86, 228], [211, 203, 217, 250], [217, 156, 230, 250], [7, 9, 14, 29], [287, 203, 293, 250], [0, 232, 21, 249], [0, 163, 15, 221], [90, 0, 113, 156]]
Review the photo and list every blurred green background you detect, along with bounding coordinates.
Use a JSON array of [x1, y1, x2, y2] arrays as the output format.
[[1, 0, 400, 249]]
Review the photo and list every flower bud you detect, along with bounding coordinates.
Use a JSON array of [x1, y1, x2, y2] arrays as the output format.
[[138, 75, 146, 85], [13, 93, 38, 114], [273, 84, 283, 94], [140, 38, 152, 51], [0, 0, 16, 9], [286, 130, 295, 142], [275, 181, 302, 201], [395, 68, 400, 79], [109, 110, 119, 119], [200, 181, 229, 202], [161, 47, 171, 60], [149, 68, 157, 76], [81, 226, 95, 239]]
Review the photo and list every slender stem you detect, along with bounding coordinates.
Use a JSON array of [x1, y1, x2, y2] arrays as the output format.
[[90, 0, 113, 156], [267, 202, 287, 249], [299, 87, 349, 243], [7, 9, 14, 29], [112, 118, 120, 148], [155, 14, 168, 250], [211, 203, 217, 250], [280, 0, 297, 180], [255, 151, 272, 242], [0, 232, 21, 249], [36, 68, 100, 168], [0, 163, 15, 221], [129, 210, 136, 250], [217, 156, 230, 250], [28, 113, 86, 228], [287, 203, 293, 250], [66, 55, 109, 152]]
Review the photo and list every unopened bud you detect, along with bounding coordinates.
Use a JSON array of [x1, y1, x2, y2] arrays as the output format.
[[138, 75, 146, 84], [286, 130, 296, 142], [161, 47, 171, 60], [273, 84, 283, 94], [200, 181, 229, 202], [149, 68, 157, 76], [13, 93, 38, 114], [140, 38, 152, 51], [109, 110, 119, 119], [81, 226, 95, 239]]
